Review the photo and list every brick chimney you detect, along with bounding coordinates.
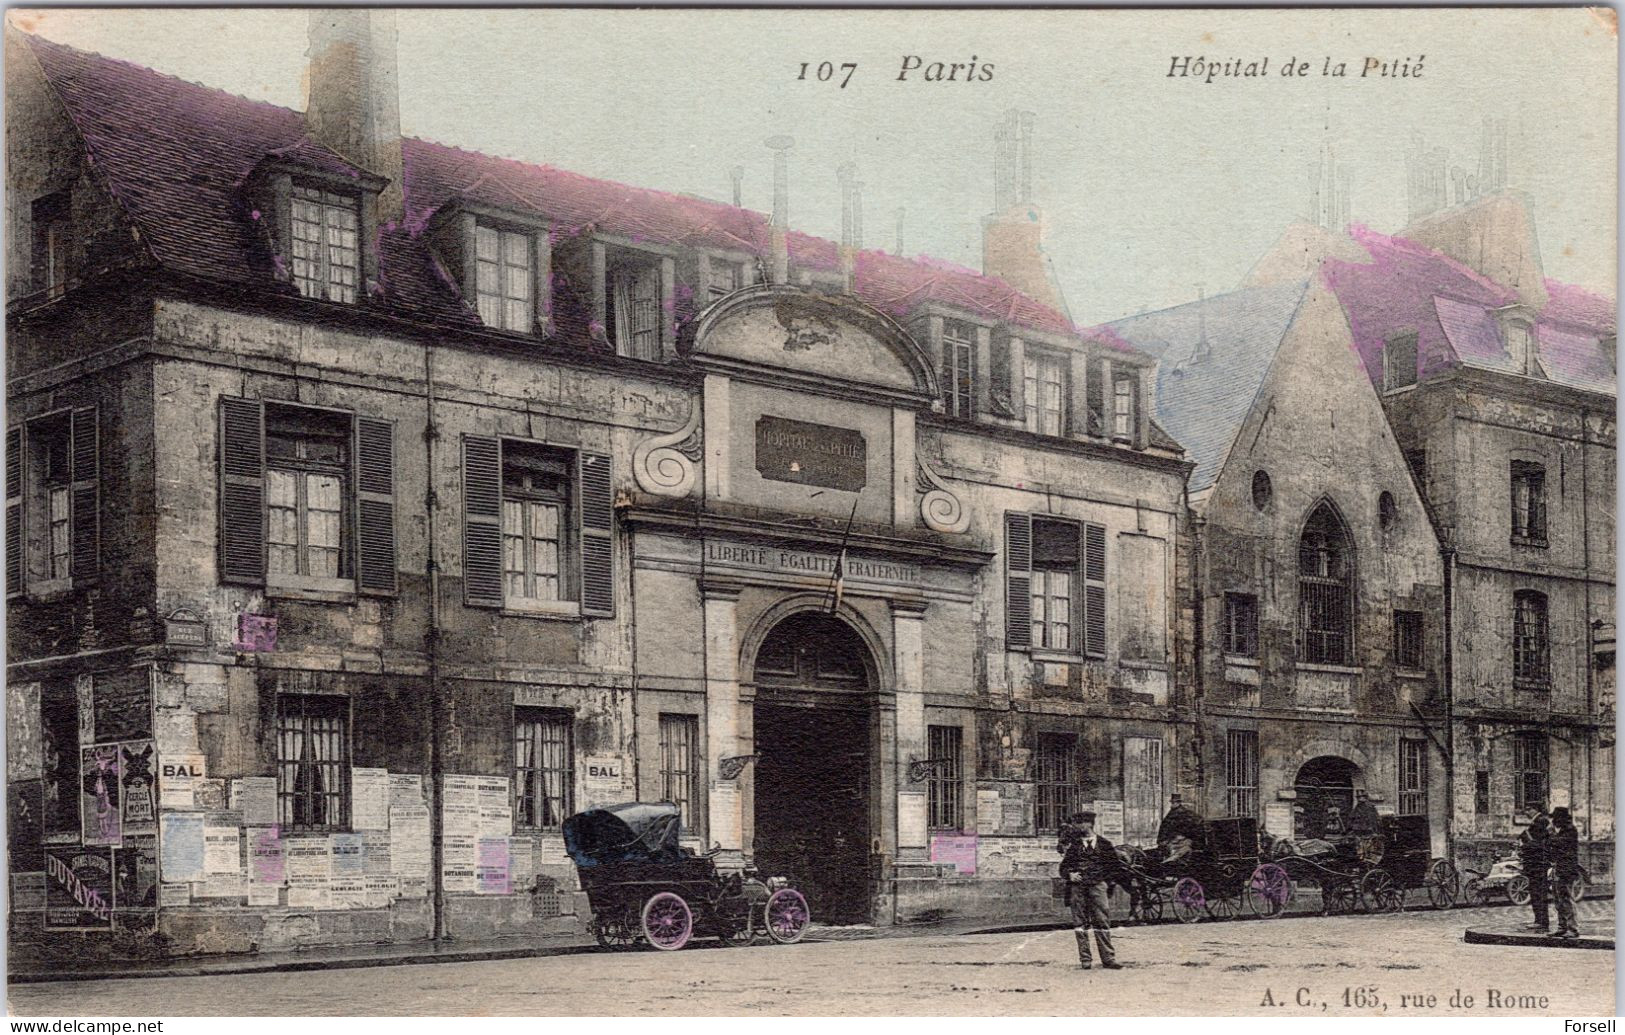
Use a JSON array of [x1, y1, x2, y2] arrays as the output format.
[[981, 109, 1066, 315], [305, 10, 403, 225]]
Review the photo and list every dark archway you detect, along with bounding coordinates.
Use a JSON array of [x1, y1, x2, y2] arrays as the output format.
[[1293, 755, 1363, 838], [751, 611, 875, 925]]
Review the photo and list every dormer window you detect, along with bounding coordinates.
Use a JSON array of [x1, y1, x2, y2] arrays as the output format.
[[705, 259, 743, 303], [1113, 371, 1137, 440], [942, 320, 976, 419], [1023, 351, 1066, 436], [609, 254, 663, 360], [290, 184, 360, 303], [475, 223, 534, 332], [1495, 307, 1541, 377], [1384, 332, 1419, 390]]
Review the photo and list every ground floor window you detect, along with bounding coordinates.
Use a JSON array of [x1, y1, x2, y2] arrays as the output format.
[[276, 694, 350, 831], [1399, 737, 1428, 816], [1511, 732, 1547, 812], [515, 708, 573, 830], [927, 725, 963, 831], [1225, 729, 1259, 819], [659, 714, 703, 839], [1034, 732, 1078, 834]]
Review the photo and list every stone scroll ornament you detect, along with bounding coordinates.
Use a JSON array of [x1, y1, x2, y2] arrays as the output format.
[[916, 453, 970, 534], [631, 403, 703, 499]]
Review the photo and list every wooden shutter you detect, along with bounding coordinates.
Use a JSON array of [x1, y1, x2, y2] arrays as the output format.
[[1004, 512, 1032, 650], [462, 435, 503, 608], [6, 424, 23, 595], [353, 416, 397, 594], [219, 397, 266, 584], [1083, 522, 1107, 659], [69, 406, 99, 580], [577, 450, 614, 618]]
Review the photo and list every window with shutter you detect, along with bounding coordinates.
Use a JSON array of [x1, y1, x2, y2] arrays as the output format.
[[69, 407, 98, 580], [462, 435, 504, 608], [353, 417, 397, 594], [1004, 512, 1032, 650], [219, 397, 266, 584], [1083, 522, 1107, 659], [7, 425, 23, 596], [578, 451, 615, 618]]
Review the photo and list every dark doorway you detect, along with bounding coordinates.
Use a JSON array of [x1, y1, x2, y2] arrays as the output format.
[[751, 612, 874, 925], [1293, 755, 1361, 838]]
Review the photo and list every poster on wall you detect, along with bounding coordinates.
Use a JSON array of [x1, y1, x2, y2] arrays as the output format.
[[352, 768, 391, 831], [442, 835, 477, 893], [159, 813, 206, 883], [929, 834, 978, 875], [119, 741, 157, 834], [158, 753, 206, 810], [391, 803, 431, 880], [390, 773, 425, 809], [76, 675, 95, 746], [442, 775, 479, 837], [1263, 802, 1296, 839], [508, 837, 535, 894], [8, 681, 42, 781], [45, 845, 115, 930], [92, 669, 153, 743], [114, 834, 159, 933], [231, 777, 277, 827], [477, 776, 511, 838], [285, 836, 333, 908], [40, 683, 82, 838], [331, 832, 365, 876], [80, 745, 123, 846], [1092, 800, 1126, 843], [249, 826, 286, 886], [476, 837, 510, 895], [203, 813, 243, 874], [976, 791, 1000, 835], [9, 780, 43, 871], [362, 831, 392, 875], [12, 871, 48, 912]]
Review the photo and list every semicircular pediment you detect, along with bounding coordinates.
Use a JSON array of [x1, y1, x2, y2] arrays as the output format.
[[689, 284, 939, 404]]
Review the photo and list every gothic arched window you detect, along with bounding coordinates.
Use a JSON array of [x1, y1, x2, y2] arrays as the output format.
[[1298, 503, 1354, 665]]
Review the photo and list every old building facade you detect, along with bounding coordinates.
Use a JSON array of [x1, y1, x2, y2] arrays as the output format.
[[5, 16, 1192, 960]]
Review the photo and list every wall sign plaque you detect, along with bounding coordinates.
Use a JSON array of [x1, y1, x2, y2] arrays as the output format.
[[754, 416, 866, 491]]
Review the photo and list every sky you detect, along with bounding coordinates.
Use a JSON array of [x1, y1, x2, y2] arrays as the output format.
[[12, 7, 1618, 326]]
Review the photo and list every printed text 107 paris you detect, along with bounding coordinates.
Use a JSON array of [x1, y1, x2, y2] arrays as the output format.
[[797, 58, 997, 87]]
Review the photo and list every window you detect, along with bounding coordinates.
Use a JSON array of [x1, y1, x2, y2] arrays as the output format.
[[515, 709, 573, 830], [659, 714, 702, 839], [475, 224, 533, 332], [463, 438, 614, 617], [218, 398, 396, 594], [1384, 332, 1419, 390], [9, 408, 98, 593], [1297, 503, 1353, 666], [1393, 610, 1424, 671], [1112, 372, 1136, 439], [1513, 590, 1550, 686], [1022, 352, 1066, 435], [265, 405, 350, 583], [276, 694, 349, 831], [942, 321, 976, 419], [1225, 729, 1259, 818], [1223, 593, 1259, 657], [1510, 461, 1547, 545], [927, 725, 963, 831], [290, 184, 359, 303], [1505, 320, 1538, 376], [1399, 737, 1428, 815], [1511, 731, 1548, 812], [1030, 518, 1078, 652], [608, 255, 663, 360], [41, 420, 71, 581], [501, 444, 571, 606], [32, 191, 71, 297], [1378, 491, 1398, 533], [1034, 733, 1079, 834], [1251, 470, 1273, 510], [705, 259, 742, 303], [1474, 770, 1490, 816]]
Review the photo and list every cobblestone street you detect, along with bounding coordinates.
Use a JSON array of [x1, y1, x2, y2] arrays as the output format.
[[10, 903, 1614, 1017]]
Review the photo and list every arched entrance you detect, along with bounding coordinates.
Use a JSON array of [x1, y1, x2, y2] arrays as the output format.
[[1293, 756, 1363, 838], [750, 611, 876, 924]]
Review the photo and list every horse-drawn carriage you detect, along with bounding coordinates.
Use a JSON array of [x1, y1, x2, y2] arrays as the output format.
[[1260, 813, 1459, 914], [1112, 817, 1292, 923], [564, 802, 811, 951]]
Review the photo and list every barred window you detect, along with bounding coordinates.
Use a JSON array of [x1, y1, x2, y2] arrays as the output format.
[[1513, 590, 1550, 686], [943, 321, 976, 419], [515, 709, 573, 830], [1035, 732, 1079, 834], [1399, 738, 1427, 816], [1297, 503, 1354, 666], [659, 714, 702, 839], [1393, 610, 1424, 671], [1510, 461, 1547, 544], [1224, 593, 1258, 657], [265, 405, 349, 582], [475, 223, 533, 332], [276, 694, 349, 831], [1512, 732, 1548, 812], [927, 725, 963, 831], [290, 184, 359, 303], [1225, 729, 1259, 819], [1022, 352, 1066, 436]]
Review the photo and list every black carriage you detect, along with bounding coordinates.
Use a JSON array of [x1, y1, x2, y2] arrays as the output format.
[[564, 802, 811, 951], [1260, 813, 1458, 915], [1377, 814, 1461, 909], [1113, 817, 1290, 923]]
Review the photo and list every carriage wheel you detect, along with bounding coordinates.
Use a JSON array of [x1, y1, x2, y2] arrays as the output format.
[[1359, 869, 1403, 914], [1139, 889, 1164, 923], [1507, 875, 1531, 906], [1424, 859, 1461, 910], [765, 888, 810, 944], [641, 892, 694, 951], [1461, 875, 1487, 906], [593, 916, 637, 951], [1246, 863, 1292, 919], [1171, 877, 1207, 924], [1205, 894, 1240, 921], [1323, 882, 1358, 915], [719, 918, 757, 948]]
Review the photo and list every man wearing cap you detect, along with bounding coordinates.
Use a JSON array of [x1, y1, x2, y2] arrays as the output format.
[[1548, 806, 1582, 940], [1059, 809, 1124, 970]]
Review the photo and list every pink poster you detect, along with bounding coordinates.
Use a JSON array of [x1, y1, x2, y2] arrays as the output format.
[[249, 826, 285, 885], [929, 834, 977, 875]]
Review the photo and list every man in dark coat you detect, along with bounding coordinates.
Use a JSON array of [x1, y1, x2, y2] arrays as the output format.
[[1517, 813, 1551, 932], [1349, 791, 1381, 835], [1548, 807, 1582, 940], [1059, 810, 1123, 970], [1157, 794, 1205, 847]]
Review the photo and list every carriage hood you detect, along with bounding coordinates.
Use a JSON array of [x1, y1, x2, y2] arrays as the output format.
[[563, 802, 685, 867]]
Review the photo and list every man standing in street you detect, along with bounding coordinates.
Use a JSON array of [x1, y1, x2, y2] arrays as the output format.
[[1060, 809, 1123, 971], [1548, 807, 1582, 940], [1517, 812, 1550, 933]]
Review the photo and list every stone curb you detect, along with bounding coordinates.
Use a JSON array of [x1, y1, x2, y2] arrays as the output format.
[[1462, 927, 1615, 950]]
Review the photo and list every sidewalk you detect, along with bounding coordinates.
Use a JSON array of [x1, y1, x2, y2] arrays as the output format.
[[1463, 921, 1615, 951]]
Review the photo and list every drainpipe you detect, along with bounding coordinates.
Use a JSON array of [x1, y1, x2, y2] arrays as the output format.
[[1442, 544, 1456, 865], [1580, 408, 1594, 844], [1186, 485, 1207, 810], [423, 342, 446, 941]]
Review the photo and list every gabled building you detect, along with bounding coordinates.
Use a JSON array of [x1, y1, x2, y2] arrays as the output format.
[[1104, 276, 1450, 856], [5, 14, 1191, 960]]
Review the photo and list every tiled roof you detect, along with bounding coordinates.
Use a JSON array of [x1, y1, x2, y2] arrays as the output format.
[[1105, 281, 1309, 491], [1322, 224, 1616, 398], [25, 33, 1100, 347]]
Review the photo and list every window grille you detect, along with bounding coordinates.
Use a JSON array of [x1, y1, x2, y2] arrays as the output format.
[[1513, 590, 1549, 685], [927, 725, 963, 831], [1393, 610, 1424, 671], [1511, 732, 1547, 812], [659, 714, 702, 838], [1510, 461, 1547, 543], [1297, 505, 1353, 665], [1399, 737, 1427, 815], [1034, 733, 1078, 834], [1224, 593, 1259, 657], [277, 694, 349, 831], [1225, 729, 1259, 818]]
